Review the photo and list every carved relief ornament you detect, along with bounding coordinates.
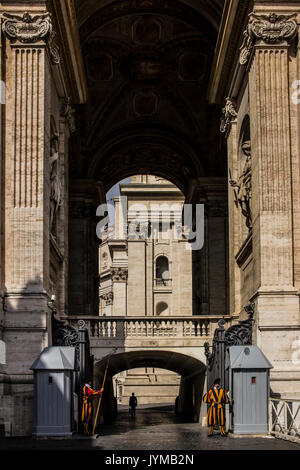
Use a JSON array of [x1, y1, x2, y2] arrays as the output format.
[[111, 267, 128, 282], [2, 12, 60, 64], [100, 292, 114, 305], [220, 97, 237, 137], [240, 12, 298, 65], [61, 97, 76, 133]]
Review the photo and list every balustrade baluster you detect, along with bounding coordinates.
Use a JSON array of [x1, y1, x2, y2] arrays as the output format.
[[90, 320, 95, 337]]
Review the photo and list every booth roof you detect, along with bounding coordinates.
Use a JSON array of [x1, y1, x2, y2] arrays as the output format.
[[30, 346, 76, 371], [226, 346, 273, 370]]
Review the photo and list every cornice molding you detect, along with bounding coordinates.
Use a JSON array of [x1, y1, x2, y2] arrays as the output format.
[[208, 0, 252, 104], [50, 0, 88, 104]]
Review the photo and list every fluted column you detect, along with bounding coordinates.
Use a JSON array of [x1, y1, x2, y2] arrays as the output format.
[[245, 12, 300, 393], [247, 13, 297, 290], [1, 11, 59, 435]]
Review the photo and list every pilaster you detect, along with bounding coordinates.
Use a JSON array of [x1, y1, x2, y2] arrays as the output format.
[[246, 11, 300, 395], [1, 9, 58, 436]]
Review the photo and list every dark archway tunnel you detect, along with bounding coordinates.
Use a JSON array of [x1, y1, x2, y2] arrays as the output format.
[[93, 350, 206, 426]]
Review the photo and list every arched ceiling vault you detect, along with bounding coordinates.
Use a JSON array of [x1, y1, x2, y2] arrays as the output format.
[[75, 0, 225, 32], [69, 0, 227, 190]]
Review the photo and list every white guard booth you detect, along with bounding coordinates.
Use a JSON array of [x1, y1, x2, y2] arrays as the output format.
[[31, 346, 76, 437], [226, 345, 273, 435]]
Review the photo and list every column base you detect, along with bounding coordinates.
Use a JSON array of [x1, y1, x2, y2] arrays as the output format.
[[2, 292, 50, 436], [0, 379, 34, 436], [251, 289, 300, 398]]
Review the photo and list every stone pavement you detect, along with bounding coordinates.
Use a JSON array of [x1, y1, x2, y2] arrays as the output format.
[[1, 404, 300, 451]]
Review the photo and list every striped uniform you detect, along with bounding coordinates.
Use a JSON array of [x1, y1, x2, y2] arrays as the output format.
[[82, 384, 102, 434], [203, 386, 229, 436]]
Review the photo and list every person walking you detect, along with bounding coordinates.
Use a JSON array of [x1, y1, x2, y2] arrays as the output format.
[[203, 378, 229, 437], [82, 380, 104, 435], [129, 392, 138, 418]]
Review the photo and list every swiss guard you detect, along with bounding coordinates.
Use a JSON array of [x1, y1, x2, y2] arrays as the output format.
[[203, 377, 229, 437], [82, 380, 104, 435]]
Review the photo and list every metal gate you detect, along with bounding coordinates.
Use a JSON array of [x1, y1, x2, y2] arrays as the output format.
[[51, 314, 94, 431], [204, 303, 255, 390]]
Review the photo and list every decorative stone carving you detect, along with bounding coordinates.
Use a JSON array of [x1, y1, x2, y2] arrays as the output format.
[[2, 12, 61, 64], [240, 12, 298, 65], [61, 97, 76, 133], [48, 30, 60, 64], [49, 132, 62, 234], [2, 12, 52, 43], [111, 267, 128, 282], [229, 140, 252, 231], [220, 97, 237, 137], [100, 292, 114, 305]]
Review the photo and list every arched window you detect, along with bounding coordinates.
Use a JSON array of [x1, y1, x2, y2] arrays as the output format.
[[156, 302, 169, 316], [155, 256, 170, 286]]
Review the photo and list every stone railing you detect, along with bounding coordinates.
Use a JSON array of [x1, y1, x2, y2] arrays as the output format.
[[154, 278, 172, 289], [270, 398, 300, 444], [61, 316, 232, 339]]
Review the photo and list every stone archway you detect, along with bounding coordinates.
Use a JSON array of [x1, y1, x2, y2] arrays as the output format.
[[67, 0, 229, 320], [93, 350, 206, 423]]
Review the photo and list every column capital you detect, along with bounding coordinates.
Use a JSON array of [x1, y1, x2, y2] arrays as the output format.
[[2, 11, 60, 64], [240, 12, 298, 65], [111, 268, 128, 283]]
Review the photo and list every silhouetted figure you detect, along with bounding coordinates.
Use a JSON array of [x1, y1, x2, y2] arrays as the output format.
[[129, 393, 138, 418]]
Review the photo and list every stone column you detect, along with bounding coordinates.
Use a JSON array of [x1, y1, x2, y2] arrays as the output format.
[[244, 12, 300, 394], [68, 181, 101, 315], [112, 268, 128, 316], [127, 241, 146, 316], [1, 11, 60, 435]]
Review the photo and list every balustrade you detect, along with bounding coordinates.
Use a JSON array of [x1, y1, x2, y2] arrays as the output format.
[[63, 316, 231, 339]]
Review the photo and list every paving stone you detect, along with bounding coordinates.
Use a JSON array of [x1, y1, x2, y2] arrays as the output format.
[[0, 404, 299, 451]]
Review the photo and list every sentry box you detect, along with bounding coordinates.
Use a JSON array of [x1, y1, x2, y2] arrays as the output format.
[[31, 347, 76, 438], [225, 345, 273, 435]]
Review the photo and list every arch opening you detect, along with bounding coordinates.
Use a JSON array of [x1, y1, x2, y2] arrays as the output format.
[[93, 350, 206, 424]]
